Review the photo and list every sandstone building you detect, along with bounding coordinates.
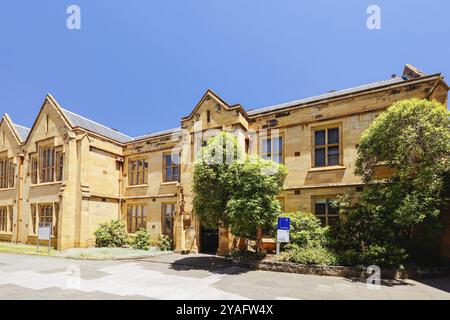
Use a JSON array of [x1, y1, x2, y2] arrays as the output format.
[[0, 65, 448, 254]]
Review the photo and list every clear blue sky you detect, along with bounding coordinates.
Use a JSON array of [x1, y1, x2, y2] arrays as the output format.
[[0, 0, 449, 136]]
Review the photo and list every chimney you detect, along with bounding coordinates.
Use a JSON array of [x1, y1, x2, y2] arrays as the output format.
[[402, 64, 426, 80]]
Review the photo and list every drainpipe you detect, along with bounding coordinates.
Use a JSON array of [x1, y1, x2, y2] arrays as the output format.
[[16, 155, 24, 244]]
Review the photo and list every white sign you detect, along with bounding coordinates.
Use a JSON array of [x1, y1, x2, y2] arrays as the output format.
[[38, 224, 51, 241], [277, 229, 289, 243]]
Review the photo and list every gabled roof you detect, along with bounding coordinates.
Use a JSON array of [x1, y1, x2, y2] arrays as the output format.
[[0, 114, 30, 144], [60, 108, 133, 144], [182, 89, 247, 121]]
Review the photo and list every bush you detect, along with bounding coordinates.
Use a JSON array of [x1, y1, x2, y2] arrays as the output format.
[[131, 229, 150, 250], [94, 220, 128, 248], [335, 245, 408, 268], [273, 212, 337, 266], [276, 244, 337, 266], [150, 235, 173, 251], [275, 211, 330, 247]]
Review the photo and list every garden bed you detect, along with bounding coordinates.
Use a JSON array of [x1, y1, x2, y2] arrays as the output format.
[[57, 247, 173, 260], [231, 256, 450, 280]]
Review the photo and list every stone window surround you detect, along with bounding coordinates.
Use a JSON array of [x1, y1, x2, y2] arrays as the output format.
[[311, 123, 343, 168]]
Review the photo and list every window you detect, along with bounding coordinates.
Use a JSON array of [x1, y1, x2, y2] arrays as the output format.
[[39, 204, 53, 224], [127, 204, 148, 233], [30, 204, 37, 234], [128, 158, 148, 185], [163, 153, 180, 182], [8, 206, 13, 233], [314, 198, 339, 226], [55, 151, 64, 181], [30, 155, 38, 184], [314, 127, 340, 167], [162, 203, 176, 238], [0, 158, 14, 189], [39, 147, 55, 183], [261, 136, 283, 163], [0, 207, 7, 232], [206, 110, 211, 123]]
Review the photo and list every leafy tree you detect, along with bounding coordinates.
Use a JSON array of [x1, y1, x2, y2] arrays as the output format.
[[193, 132, 287, 251], [226, 156, 287, 249], [192, 132, 243, 229], [334, 99, 450, 266]]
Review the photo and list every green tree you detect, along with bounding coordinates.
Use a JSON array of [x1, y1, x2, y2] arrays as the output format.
[[227, 156, 287, 249], [192, 132, 243, 229], [193, 132, 287, 251], [334, 99, 450, 266]]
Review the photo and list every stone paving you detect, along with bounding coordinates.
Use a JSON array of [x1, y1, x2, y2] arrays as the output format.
[[0, 252, 449, 300]]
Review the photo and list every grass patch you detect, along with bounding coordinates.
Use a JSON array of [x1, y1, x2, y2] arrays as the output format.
[[0, 242, 58, 256]]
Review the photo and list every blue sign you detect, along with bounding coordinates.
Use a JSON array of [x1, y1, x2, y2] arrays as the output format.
[[277, 217, 290, 231]]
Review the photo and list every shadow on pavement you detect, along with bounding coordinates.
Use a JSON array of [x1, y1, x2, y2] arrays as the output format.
[[168, 255, 250, 275], [414, 276, 450, 293]]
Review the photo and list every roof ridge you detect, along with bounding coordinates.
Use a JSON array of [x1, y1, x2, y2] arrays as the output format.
[[12, 123, 31, 130], [133, 127, 181, 140], [248, 77, 407, 115], [61, 107, 133, 139]]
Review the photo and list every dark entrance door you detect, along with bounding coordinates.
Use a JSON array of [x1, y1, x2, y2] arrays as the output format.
[[200, 225, 219, 254]]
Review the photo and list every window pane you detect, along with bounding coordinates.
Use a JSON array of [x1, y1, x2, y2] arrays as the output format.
[[166, 167, 172, 180], [315, 201, 326, 216], [165, 155, 172, 167], [315, 130, 325, 146], [328, 128, 339, 144], [327, 146, 340, 165], [315, 148, 326, 167], [328, 200, 338, 216], [173, 166, 179, 180]]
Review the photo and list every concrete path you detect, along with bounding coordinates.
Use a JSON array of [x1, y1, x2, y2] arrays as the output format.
[[0, 252, 449, 300]]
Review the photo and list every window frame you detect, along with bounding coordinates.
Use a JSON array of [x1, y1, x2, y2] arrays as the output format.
[[161, 203, 176, 238], [313, 197, 339, 227], [128, 158, 148, 186], [163, 152, 181, 182], [260, 135, 284, 164], [0, 157, 14, 189], [312, 125, 342, 168], [0, 207, 7, 232], [30, 154, 38, 185], [126, 204, 148, 233], [39, 146, 55, 183]]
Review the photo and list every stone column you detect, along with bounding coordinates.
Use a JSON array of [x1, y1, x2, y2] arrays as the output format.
[[57, 132, 78, 250]]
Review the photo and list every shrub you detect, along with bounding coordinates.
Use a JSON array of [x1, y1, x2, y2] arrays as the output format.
[[131, 229, 150, 250], [94, 220, 128, 248], [275, 211, 330, 248], [150, 235, 173, 251], [335, 245, 408, 268], [276, 244, 337, 266]]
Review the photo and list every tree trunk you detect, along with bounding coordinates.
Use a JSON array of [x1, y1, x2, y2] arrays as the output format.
[[256, 226, 263, 253]]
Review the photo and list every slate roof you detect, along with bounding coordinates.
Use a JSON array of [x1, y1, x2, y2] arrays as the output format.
[[133, 127, 181, 141], [12, 123, 30, 143], [61, 108, 134, 144], [247, 77, 406, 115]]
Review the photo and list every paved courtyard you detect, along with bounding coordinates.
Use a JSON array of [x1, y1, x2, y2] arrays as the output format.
[[0, 252, 449, 300]]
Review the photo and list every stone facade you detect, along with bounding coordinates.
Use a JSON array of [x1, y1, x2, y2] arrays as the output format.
[[0, 65, 448, 254]]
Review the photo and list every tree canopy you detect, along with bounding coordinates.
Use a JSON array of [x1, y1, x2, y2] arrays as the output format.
[[193, 132, 287, 242], [333, 99, 450, 266]]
